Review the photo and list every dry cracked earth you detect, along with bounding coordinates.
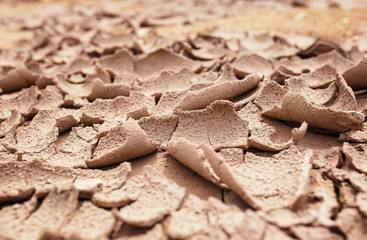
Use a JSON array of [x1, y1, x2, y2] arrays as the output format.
[[1, 0, 367, 239]]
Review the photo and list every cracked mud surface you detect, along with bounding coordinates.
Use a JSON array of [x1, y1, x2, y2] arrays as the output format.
[[1, 0, 367, 239]]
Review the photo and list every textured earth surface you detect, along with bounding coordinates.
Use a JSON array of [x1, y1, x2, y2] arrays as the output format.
[[1, 0, 367, 239]]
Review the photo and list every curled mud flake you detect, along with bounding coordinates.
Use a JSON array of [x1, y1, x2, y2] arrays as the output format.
[[239, 102, 307, 151], [151, 91, 187, 116], [262, 91, 363, 132], [167, 138, 226, 188], [185, 44, 235, 61], [172, 101, 249, 150], [232, 54, 274, 78], [203, 144, 312, 211], [137, 69, 200, 96], [339, 182, 358, 208], [66, 57, 95, 76], [91, 33, 134, 53], [116, 166, 186, 227], [62, 94, 89, 108], [29, 85, 64, 116], [0, 187, 78, 240], [340, 122, 367, 142], [343, 58, 367, 91], [92, 172, 146, 208], [82, 91, 154, 124], [86, 119, 158, 168], [329, 74, 358, 111], [174, 69, 261, 111], [0, 196, 38, 239], [0, 110, 22, 137], [98, 49, 135, 76], [87, 78, 130, 100], [263, 225, 293, 240], [343, 142, 367, 174], [115, 224, 167, 240], [270, 66, 300, 84], [134, 48, 202, 80], [60, 201, 115, 240], [165, 194, 209, 239], [291, 226, 343, 240], [260, 40, 299, 59], [261, 209, 316, 229], [304, 65, 338, 88], [138, 115, 177, 150], [298, 38, 346, 58], [336, 208, 367, 240], [0, 63, 41, 92]]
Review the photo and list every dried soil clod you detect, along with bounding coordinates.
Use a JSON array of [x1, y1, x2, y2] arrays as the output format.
[[343, 58, 367, 90], [171, 100, 249, 150], [202, 144, 312, 211], [232, 54, 274, 78], [60, 201, 116, 240], [0, 110, 23, 137], [116, 166, 186, 227], [343, 142, 367, 174], [174, 69, 261, 111], [86, 119, 158, 168]]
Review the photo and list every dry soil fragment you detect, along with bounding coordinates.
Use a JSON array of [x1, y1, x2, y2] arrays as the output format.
[[60, 201, 115, 240], [336, 208, 367, 239], [138, 115, 177, 149], [151, 91, 187, 116], [303, 64, 339, 88], [92, 171, 146, 208], [0, 110, 22, 137], [134, 48, 201, 80], [203, 144, 312, 211], [343, 142, 367, 174], [343, 58, 367, 90], [291, 226, 343, 240], [98, 49, 135, 75], [174, 66, 261, 111], [116, 166, 186, 227], [0, 187, 78, 240], [167, 137, 226, 187], [298, 38, 346, 58], [255, 75, 364, 132], [81, 91, 154, 124], [29, 85, 64, 115], [0, 160, 131, 203], [260, 208, 316, 229], [232, 54, 274, 78], [339, 122, 367, 142], [263, 225, 293, 240], [238, 101, 307, 151], [0, 63, 41, 92], [171, 100, 248, 150], [87, 118, 158, 168], [87, 78, 130, 100], [115, 224, 167, 240]]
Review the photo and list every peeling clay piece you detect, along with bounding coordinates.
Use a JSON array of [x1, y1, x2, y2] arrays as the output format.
[[340, 122, 367, 142], [0, 187, 78, 240], [174, 68, 261, 111], [134, 48, 202, 80], [343, 142, 367, 174], [202, 144, 312, 211], [291, 226, 343, 240], [256, 76, 364, 132], [0, 63, 41, 92], [81, 91, 154, 124], [60, 201, 115, 240], [343, 58, 367, 90], [116, 166, 186, 227], [0, 161, 131, 203], [86, 119, 158, 168], [0, 110, 22, 137], [232, 54, 274, 77], [171, 101, 248, 150], [298, 38, 346, 58], [87, 78, 130, 100], [304, 64, 338, 88], [238, 102, 307, 151], [138, 115, 177, 149], [167, 138, 226, 188], [98, 49, 135, 75]]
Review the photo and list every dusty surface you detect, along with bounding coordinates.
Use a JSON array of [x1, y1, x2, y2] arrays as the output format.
[[1, 0, 367, 239]]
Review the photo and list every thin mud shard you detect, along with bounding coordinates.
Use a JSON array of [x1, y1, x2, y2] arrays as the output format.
[[238, 101, 308, 151], [174, 65, 261, 111], [171, 100, 249, 150], [343, 58, 367, 90], [201, 144, 312, 211], [86, 119, 158, 168], [0, 187, 78, 240], [255, 75, 364, 132], [115, 166, 186, 227], [0, 161, 131, 204]]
